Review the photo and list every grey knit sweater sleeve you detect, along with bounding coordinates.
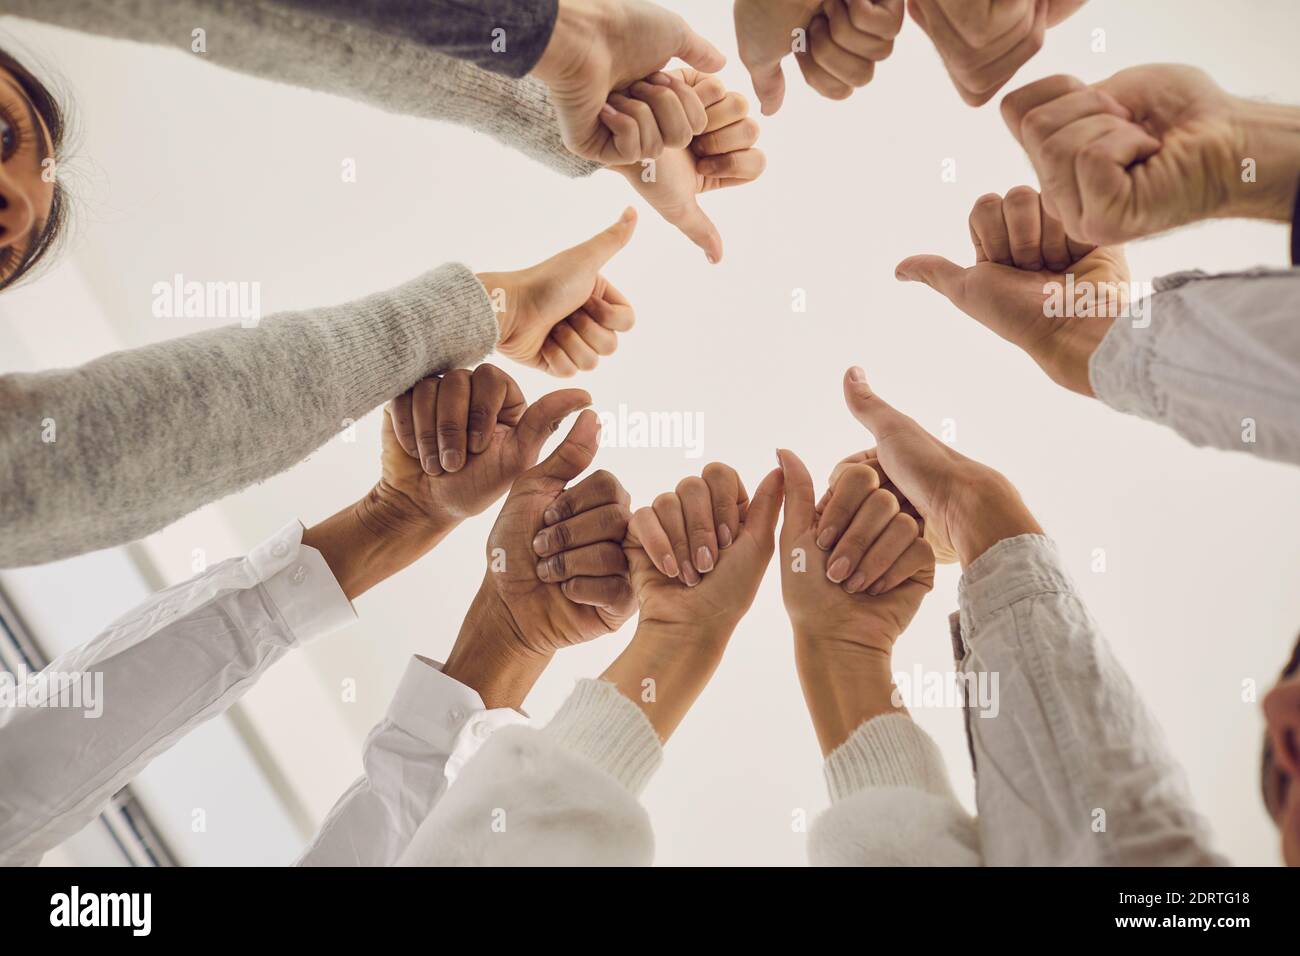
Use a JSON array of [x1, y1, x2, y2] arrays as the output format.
[[0, 264, 498, 568], [270, 0, 559, 77], [1, 0, 600, 178]]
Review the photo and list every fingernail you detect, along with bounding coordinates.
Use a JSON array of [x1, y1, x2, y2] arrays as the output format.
[[815, 527, 836, 550], [440, 449, 463, 472], [696, 546, 714, 573], [543, 508, 560, 525], [718, 525, 733, 549], [535, 559, 551, 581], [423, 456, 440, 473], [681, 562, 700, 586], [600, 103, 617, 117], [867, 581, 885, 596], [663, 554, 679, 578], [775, 449, 784, 468], [468, 431, 482, 448], [827, 557, 850, 583], [848, 366, 865, 383], [532, 532, 548, 555], [845, 573, 868, 594], [648, 72, 672, 86]]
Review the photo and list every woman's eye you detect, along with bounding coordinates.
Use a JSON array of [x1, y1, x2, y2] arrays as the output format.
[[0, 115, 13, 161]]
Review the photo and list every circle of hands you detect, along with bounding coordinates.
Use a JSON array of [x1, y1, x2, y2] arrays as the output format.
[[357, 1, 1291, 757]]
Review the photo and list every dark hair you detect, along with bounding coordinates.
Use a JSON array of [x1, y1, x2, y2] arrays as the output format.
[[1262, 633, 1300, 818], [0, 46, 70, 291]]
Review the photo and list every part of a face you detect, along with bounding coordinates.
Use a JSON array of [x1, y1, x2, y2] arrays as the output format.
[[0, 67, 56, 285], [1263, 673, 1300, 866]]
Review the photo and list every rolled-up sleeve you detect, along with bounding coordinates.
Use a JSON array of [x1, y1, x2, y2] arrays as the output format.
[[953, 534, 1225, 866], [1089, 267, 1300, 466]]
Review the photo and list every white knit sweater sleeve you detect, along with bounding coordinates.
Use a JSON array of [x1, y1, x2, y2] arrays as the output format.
[[397, 680, 661, 866], [808, 714, 981, 867]]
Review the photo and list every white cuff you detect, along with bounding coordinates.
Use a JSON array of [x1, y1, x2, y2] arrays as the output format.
[[250, 521, 357, 644], [392, 657, 528, 780], [824, 714, 958, 804], [542, 680, 662, 796]]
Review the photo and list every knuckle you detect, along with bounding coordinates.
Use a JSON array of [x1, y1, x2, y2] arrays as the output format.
[[702, 461, 734, 485], [869, 488, 901, 517], [436, 421, 465, 441], [1022, 108, 1055, 144], [1041, 134, 1073, 165], [892, 512, 919, 536], [688, 520, 715, 540], [550, 520, 572, 549], [843, 532, 872, 554], [676, 475, 708, 497], [653, 491, 679, 512], [591, 469, 618, 497], [1004, 185, 1038, 207]]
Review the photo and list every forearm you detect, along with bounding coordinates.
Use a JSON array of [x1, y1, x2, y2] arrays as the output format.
[[4, 0, 599, 177], [442, 585, 552, 711], [600, 622, 730, 742], [795, 641, 901, 757], [1226, 98, 1300, 223], [0, 265, 495, 568], [1088, 268, 1300, 466]]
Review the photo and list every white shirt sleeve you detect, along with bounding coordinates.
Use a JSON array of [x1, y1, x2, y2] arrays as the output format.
[[0, 521, 355, 866], [296, 657, 527, 866], [1089, 266, 1300, 465], [954, 533, 1225, 866]]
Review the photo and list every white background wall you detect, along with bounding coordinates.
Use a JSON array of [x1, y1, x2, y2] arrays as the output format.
[[2, 0, 1298, 865]]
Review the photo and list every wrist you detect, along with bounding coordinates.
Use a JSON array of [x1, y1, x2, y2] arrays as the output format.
[[794, 639, 900, 757], [1042, 315, 1113, 398], [474, 271, 516, 337], [303, 489, 454, 601], [1225, 97, 1300, 222], [443, 585, 552, 710], [947, 471, 1043, 568], [599, 619, 732, 742], [531, 0, 600, 88]]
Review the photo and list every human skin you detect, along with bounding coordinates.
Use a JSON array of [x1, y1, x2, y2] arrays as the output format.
[[0, 67, 56, 282], [896, 186, 1129, 396], [441, 409, 636, 708], [1262, 666, 1300, 866], [531, 0, 726, 164], [611, 68, 768, 264], [1001, 65, 1300, 246], [908, 0, 1088, 106], [733, 0, 904, 115], [777, 448, 935, 755], [476, 209, 639, 379], [839, 366, 1043, 568], [602, 462, 784, 740], [302, 363, 592, 600]]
